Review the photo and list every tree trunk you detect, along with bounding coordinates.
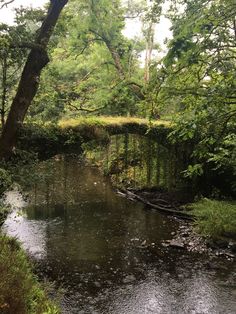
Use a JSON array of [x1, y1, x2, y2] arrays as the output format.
[[105, 42, 144, 100], [0, 0, 68, 159], [105, 42, 126, 80], [1, 53, 7, 128], [144, 22, 154, 83]]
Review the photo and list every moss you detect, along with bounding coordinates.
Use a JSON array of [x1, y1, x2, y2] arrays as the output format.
[[58, 116, 171, 129], [58, 116, 172, 147], [16, 117, 172, 158], [189, 198, 236, 239], [0, 235, 59, 314]]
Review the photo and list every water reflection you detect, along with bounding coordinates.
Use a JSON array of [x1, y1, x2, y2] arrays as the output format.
[[2, 156, 236, 314], [105, 271, 220, 314], [84, 134, 188, 194]]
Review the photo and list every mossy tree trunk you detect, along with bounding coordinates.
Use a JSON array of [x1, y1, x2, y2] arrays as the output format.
[[0, 0, 68, 159]]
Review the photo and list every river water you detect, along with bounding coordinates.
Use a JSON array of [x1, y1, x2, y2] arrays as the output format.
[[2, 156, 236, 314]]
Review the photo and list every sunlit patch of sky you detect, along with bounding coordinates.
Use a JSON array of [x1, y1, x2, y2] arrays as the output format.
[[123, 15, 172, 47]]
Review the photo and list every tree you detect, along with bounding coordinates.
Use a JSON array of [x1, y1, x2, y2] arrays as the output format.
[[149, 0, 236, 191], [0, 0, 69, 159], [66, 0, 144, 99], [142, 0, 163, 83], [27, 0, 146, 120], [0, 7, 46, 127]]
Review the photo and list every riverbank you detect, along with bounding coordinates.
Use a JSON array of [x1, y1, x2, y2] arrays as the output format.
[[0, 188, 59, 313], [118, 187, 236, 257], [0, 234, 59, 314]]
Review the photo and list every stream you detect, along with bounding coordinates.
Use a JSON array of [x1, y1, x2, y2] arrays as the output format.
[[2, 155, 236, 314]]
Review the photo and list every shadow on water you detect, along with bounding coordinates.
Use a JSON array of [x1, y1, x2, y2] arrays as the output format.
[[2, 153, 236, 314]]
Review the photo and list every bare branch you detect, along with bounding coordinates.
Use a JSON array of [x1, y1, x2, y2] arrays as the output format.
[[0, 0, 14, 9], [67, 103, 107, 113]]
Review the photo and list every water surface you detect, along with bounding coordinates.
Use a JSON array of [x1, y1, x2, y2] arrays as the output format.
[[3, 156, 236, 314]]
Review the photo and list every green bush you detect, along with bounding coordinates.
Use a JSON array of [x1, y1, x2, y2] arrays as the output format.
[[0, 235, 59, 314], [190, 198, 236, 239]]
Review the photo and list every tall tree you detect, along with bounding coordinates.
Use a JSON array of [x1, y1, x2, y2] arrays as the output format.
[[0, 7, 46, 127], [142, 0, 163, 83], [66, 0, 144, 99], [0, 0, 69, 159], [28, 0, 146, 120]]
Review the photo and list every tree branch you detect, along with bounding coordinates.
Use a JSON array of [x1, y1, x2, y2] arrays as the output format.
[[0, 0, 14, 9], [67, 103, 107, 113]]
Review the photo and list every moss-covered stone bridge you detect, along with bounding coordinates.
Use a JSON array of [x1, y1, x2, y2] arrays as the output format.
[[19, 117, 173, 157]]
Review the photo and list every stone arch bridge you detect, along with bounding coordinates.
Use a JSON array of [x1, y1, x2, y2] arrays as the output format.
[[19, 117, 173, 157]]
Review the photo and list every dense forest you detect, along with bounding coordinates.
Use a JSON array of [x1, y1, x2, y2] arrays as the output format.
[[0, 0, 235, 313]]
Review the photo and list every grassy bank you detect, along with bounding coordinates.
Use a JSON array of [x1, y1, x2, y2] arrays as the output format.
[[0, 163, 59, 313], [0, 235, 59, 314], [0, 164, 59, 312], [190, 198, 236, 239]]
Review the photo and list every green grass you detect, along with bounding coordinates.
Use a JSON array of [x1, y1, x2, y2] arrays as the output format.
[[0, 235, 59, 314], [189, 198, 236, 239]]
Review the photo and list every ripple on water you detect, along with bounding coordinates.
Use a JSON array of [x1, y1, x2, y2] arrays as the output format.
[[2, 157, 236, 314]]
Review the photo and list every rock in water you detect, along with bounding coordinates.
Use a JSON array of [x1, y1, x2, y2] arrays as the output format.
[[169, 239, 185, 249]]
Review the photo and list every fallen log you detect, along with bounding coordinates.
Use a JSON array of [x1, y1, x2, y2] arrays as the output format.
[[117, 189, 195, 221]]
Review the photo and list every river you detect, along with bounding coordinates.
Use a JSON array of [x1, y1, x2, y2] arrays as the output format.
[[2, 156, 236, 314]]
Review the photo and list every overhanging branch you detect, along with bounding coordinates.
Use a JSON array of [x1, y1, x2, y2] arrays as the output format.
[[0, 0, 14, 9]]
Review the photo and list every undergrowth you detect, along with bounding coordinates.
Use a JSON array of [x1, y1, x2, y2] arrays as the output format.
[[0, 235, 59, 314], [190, 198, 236, 239]]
